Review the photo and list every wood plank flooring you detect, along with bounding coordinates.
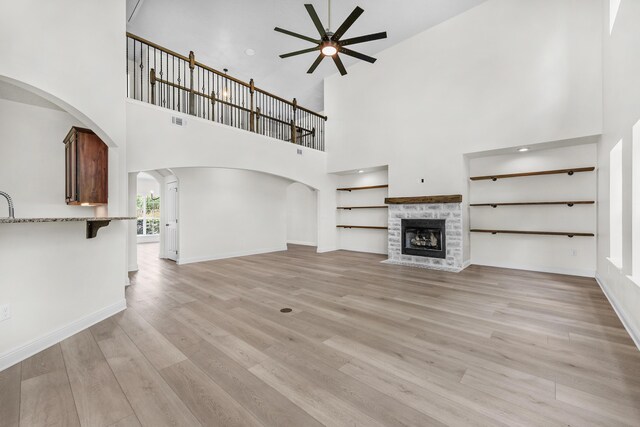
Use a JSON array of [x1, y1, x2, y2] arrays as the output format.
[[2, 243, 640, 426]]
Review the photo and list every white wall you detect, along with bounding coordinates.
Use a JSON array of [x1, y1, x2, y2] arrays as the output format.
[[286, 183, 317, 246], [336, 170, 389, 254], [469, 144, 597, 276], [174, 168, 291, 264], [0, 99, 126, 370], [597, 0, 640, 347], [0, 0, 126, 150], [324, 0, 602, 261], [127, 100, 338, 252], [0, 0, 128, 369]]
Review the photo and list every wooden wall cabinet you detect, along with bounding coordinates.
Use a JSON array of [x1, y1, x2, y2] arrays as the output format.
[[63, 127, 108, 206]]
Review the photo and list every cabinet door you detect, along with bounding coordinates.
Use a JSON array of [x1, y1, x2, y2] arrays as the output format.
[[76, 132, 107, 205]]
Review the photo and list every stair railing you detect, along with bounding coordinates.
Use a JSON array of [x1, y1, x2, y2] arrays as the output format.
[[126, 33, 326, 151]]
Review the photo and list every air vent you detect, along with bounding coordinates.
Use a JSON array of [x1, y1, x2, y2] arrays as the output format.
[[297, 149, 303, 155], [172, 116, 185, 126]]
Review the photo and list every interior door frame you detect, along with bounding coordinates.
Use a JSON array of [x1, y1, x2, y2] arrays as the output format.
[[164, 178, 179, 262]]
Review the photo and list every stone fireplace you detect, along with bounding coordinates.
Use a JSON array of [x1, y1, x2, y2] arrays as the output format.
[[384, 195, 464, 272]]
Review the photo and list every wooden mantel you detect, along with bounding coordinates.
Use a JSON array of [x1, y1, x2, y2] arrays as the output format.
[[385, 195, 463, 204]]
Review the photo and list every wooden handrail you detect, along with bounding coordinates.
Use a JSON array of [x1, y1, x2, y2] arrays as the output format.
[[127, 32, 326, 121], [152, 60, 314, 135], [470, 167, 595, 181], [127, 32, 190, 62]]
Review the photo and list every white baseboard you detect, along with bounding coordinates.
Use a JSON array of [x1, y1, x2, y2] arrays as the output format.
[[177, 245, 288, 265], [287, 240, 317, 247], [595, 273, 640, 351], [470, 261, 595, 278], [0, 299, 127, 372], [461, 259, 472, 271], [316, 246, 337, 253]]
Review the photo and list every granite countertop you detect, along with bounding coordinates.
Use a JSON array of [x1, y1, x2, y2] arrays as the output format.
[[0, 217, 135, 224]]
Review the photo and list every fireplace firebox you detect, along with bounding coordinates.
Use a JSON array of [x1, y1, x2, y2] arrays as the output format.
[[401, 219, 446, 259]]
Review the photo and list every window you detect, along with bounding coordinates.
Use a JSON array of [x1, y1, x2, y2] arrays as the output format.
[[137, 194, 160, 236], [610, 140, 623, 267]]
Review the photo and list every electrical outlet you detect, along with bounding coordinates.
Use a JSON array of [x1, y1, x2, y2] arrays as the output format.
[[0, 304, 10, 322]]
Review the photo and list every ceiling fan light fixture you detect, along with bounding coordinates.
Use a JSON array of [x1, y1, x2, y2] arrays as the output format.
[[321, 42, 338, 56], [274, 2, 387, 76]]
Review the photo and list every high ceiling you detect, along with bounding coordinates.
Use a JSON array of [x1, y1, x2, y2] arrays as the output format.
[[126, 0, 486, 111]]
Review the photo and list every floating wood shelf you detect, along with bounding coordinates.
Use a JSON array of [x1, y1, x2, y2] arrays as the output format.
[[470, 167, 595, 182], [471, 229, 594, 237], [337, 225, 388, 230], [337, 206, 388, 210], [337, 185, 389, 192], [470, 201, 595, 208], [385, 195, 462, 204]]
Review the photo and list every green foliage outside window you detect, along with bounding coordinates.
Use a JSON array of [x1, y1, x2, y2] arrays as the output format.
[[137, 194, 160, 235]]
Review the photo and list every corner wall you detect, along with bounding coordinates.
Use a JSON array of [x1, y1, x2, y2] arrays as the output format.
[[597, 0, 640, 347], [174, 168, 291, 264], [286, 183, 318, 246]]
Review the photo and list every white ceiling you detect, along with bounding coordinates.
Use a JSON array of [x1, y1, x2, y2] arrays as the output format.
[[126, 0, 486, 111]]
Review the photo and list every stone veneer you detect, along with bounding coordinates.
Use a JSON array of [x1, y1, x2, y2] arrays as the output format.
[[384, 203, 464, 272]]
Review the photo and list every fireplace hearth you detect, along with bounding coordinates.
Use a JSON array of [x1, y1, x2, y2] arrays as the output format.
[[402, 219, 446, 259]]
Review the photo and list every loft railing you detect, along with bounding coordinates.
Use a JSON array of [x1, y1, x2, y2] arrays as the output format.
[[126, 33, 327, 151]]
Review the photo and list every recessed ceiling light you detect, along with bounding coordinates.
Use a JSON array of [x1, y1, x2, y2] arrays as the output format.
[[518, 147, 530, 152], [245, 48, 255, 56], [358, 170, 364, 173]]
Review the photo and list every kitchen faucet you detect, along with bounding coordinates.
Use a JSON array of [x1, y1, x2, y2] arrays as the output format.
[[0, 191, 14, 218]]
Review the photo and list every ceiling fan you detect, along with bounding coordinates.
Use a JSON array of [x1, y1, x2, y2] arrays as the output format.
[[274, 1, 387, 76]]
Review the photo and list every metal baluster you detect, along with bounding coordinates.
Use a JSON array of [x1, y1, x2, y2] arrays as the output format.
[[140, 44, 144, 102], [133, 40, 137, 100]]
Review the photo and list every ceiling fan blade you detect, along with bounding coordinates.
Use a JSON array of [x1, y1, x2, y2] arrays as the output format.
[[339, 47, 377, 64], [332, 54, 348, 76], [304, 4, 327, 38], [274, 27, 319, 44], [280, 46, 321, 59], [331, 6, 364, 41], [340, 31, 387, 47], [307, 53, 325, 74]]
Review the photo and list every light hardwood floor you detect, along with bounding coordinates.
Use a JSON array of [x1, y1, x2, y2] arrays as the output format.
[[2, 243, 640, 426]]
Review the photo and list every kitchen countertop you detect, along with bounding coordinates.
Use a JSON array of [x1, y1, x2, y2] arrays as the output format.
[[0, 217, 135, 223]]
